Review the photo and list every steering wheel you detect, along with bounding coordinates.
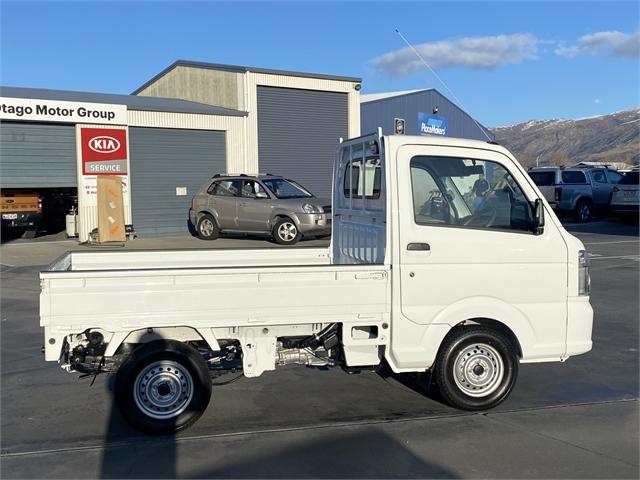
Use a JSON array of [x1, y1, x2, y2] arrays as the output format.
[[463, 200, 498, 227]]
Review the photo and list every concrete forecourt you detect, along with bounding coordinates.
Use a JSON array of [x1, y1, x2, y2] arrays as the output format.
[[0, 220, 638, 478]]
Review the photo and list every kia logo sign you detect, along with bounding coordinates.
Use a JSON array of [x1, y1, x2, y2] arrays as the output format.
[[88, 136, 121, 154], [81, 128, 128, 174]]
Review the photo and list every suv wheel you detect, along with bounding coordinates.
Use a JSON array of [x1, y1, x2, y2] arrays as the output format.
[[273, 218, 301, 245], [574, 200, 592, 223], [196, 214, 219, 240]]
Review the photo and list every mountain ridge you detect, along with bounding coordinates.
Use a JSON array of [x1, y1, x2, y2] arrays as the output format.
[[489, 109, 639, 168]]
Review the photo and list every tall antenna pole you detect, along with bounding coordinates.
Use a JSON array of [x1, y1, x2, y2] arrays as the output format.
[[395, 29, 494, 142]]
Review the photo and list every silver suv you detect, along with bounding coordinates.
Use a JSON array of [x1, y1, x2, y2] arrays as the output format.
[[189, 174, 331, 244], [528, 166, 622, 222]]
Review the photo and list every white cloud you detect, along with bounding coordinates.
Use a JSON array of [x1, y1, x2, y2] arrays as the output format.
[[555, 31, 640, 60], [371, 33, 539, 75], [594, 98, 601, 105]]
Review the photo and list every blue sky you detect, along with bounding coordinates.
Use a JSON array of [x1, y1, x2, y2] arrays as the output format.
[[1, 1, 638, 126]]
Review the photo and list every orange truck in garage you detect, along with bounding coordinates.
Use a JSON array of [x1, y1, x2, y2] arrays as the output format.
[[1, 191, 43, 236]]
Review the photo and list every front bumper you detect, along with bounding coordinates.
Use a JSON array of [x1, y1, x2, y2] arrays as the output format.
[[295, 213, 332, 236], [565, 297, 594, 358]]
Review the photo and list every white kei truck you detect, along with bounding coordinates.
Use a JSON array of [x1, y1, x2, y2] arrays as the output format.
[[39, 132, 594, 434]]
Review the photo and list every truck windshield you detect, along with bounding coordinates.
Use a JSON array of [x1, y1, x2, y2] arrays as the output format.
[[529, 171, 556, 186], [262, 179, 314, 199]]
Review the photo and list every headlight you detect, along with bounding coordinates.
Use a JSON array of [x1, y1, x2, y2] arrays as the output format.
[[302, 203, 320, 213], [578, 250, 591, 296]]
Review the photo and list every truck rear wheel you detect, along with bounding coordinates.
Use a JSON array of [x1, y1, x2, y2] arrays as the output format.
[[114, 340, 212, 434], [434, 327, 518, 411], [574, 199, 592, 223]]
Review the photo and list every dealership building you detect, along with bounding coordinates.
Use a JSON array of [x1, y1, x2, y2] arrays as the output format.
[[1, 61, 490, 241]]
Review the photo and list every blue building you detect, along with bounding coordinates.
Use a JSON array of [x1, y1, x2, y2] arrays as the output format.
[[361, 89, 494, 142]]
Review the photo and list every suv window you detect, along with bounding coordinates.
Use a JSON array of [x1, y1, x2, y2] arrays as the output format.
[[590, 170, 608, 184], [240, 180, 268, 199], [529, 171, 556, 186], [208, 179, 241, 197], [561, 171, 587, 184], [410, 156, 534, 233]]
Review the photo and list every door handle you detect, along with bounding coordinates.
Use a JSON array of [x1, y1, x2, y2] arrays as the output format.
[[407, 243, 430, 251]]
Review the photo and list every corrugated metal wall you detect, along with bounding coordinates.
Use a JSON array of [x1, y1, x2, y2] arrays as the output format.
[[129, 127, 225, 236], [361, 90, 494, 141], [128, 110, 247, 175], [0, 122, 77, 188], [257, 86, 348, 198]]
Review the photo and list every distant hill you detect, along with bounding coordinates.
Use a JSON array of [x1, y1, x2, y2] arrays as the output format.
[[490, 109, 640, 169]]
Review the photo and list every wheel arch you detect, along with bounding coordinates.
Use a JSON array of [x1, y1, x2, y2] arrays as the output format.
[[104, 326, 220, 357]]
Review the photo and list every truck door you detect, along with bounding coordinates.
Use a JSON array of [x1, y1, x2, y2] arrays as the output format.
[[589, 169, 611, 207], [237, 180, 272, 232], [207, 179, 241, 229], [395, 144, 568, 360]]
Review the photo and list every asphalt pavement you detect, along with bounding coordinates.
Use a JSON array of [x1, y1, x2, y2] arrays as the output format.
[[1, 221, 638, 478]]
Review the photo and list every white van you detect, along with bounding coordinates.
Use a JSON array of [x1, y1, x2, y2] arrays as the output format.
[[39, 132, 593, 433]]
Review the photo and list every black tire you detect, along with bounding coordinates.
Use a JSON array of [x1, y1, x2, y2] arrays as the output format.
[[196, 214, 219, 240], [574, 199, 592, 223], [272, 217, 301, 245], [434, 326, 518, 411], [114, 340, 212, 434]]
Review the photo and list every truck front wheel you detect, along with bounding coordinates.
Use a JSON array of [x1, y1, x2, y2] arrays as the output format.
[[114, 340, 212, 434], [434, 327, 518, 411]]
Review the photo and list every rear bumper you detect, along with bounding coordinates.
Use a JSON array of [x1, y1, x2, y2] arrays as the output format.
[[565, 297, 594, 358], [295, 213, 332, 236], [1, 212, 42, 228]]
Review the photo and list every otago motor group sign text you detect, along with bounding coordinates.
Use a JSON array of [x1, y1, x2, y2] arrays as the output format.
[[0, 97, 127, 125]]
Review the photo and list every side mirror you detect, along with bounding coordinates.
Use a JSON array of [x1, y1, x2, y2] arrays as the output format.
[[533, 198, 545, 235], [256, 191, 268, 199]]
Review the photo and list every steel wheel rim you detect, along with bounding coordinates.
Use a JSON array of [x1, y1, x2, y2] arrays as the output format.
[[278, 222, 297, 241], [200, 219, 214, 236], [133, 360, 194, 420], [453, 343, 504, 397]]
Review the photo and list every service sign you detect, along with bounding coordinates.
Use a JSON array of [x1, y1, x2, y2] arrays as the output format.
[[418, 113, 448, 136], [81, 128, 128, 175], [0, 97, 127, 125]]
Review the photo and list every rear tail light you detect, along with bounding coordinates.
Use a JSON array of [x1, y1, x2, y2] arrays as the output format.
[[554, 186, 562, 202]]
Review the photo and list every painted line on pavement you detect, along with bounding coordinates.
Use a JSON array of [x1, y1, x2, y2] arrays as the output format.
[[1, 398, 637, 458], [584, 240, 640, 245]]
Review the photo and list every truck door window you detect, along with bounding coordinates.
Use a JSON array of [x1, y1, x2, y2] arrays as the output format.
[[410, 156, 534, 233], [590, 170, 608, 184]]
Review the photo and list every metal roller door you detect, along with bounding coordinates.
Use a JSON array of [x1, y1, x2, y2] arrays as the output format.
[[257, 86, 348, 198], [0, 122, 77, 188], [129, 127, 226, 236]]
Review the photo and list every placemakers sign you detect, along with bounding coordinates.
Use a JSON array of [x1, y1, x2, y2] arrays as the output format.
[[418, 112, 448, 136], [0, 97, 127, 125], [81, 128, 128, 175]]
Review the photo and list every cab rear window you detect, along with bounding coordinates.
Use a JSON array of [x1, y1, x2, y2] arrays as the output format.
[[561, 171, 587, 184], [529, 171, 555, 186]]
